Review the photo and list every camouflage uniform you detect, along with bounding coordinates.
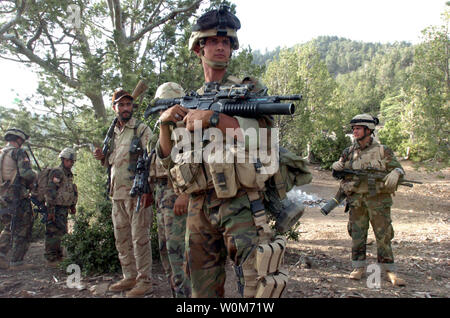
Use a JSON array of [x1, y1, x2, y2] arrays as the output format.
[[0, 144, 36, 267], [157, 78, 275, 298], [339, 138, 404, 271], [44, 164, 78, 262], [151, 82, 191, 298], [153, 161, 190, 298], [103, 117, 153, 283]]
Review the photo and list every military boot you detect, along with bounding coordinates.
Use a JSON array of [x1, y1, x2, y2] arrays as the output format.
[[108, 278, 136, 292], [125, 281, 152, 298], [386, 271, 406, 286], [0, 255, 9, 270], [349, 268, 365, 280]]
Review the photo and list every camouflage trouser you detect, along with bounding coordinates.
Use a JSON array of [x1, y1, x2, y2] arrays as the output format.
[[155, 180, 191, 298], [347, 193, 395, 271], [112, 198, 153, 283], [44, 206, 69, 262], [0, 199, 33, 265], [186, 190, 260, 298]]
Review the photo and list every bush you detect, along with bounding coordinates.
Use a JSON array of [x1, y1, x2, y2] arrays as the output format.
[[62, 201, 121, 275], [309, 131, 351, 168]]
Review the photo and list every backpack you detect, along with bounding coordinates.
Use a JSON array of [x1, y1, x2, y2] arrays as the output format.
[[31, 168, 52, 203]]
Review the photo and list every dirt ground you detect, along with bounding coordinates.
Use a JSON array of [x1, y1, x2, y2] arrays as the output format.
[[0, 161, 448, 299]]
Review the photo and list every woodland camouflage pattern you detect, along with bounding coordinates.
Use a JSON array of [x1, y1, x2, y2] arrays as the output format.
[[0, 145, 35, 265], [339, 138, 403, 271], [44, 165, 78, 262], [154, 179, 190, 297]]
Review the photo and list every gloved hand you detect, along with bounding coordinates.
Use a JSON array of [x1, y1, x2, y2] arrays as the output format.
[[383, 169, 401, 192], [70, 206, 76, 215], [332, 160, 345, 171]]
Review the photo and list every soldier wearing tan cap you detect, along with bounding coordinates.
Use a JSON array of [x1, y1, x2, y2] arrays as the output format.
[[94, 89, 153, 297]]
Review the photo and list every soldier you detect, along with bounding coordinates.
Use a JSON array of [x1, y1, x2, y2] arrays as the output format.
[[0, 128, 36, 270], [156, 6, 287, 298], [151, 82, 191, 298], [93, 88, 153, 297], [44, 147, 78, 267], [331, 114, 406, 286]]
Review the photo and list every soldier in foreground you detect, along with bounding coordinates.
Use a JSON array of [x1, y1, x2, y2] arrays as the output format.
[[331, 114, 406, 286], [0, 128, 36, 270], [93, 89, 153, 297], [43, 148, 78, 267], [156, 6, 288, 298], [151, 82, 191, 298]]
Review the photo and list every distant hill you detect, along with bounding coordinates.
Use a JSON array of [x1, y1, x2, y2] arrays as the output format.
[[252, 36, 413, 77]]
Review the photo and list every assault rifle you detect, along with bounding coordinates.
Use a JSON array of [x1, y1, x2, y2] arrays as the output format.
[[144, 83, 301, 119], [130, 149, 153, 213], [333, 169, 422, 190], [102, 118, 118, 197], [321, 169, 422, 215]]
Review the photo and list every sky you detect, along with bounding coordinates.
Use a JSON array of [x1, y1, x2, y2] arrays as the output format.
[[0, 0, 447, 107]]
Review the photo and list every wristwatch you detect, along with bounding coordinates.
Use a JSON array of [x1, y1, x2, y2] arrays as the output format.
[[209, 111, 220, 127]]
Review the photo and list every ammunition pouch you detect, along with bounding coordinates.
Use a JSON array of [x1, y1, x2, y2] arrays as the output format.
[[209, 161, 238, 198], [235, 152, 272, 191], [169, 151, 208, 194], [234, 236, 288, 298]]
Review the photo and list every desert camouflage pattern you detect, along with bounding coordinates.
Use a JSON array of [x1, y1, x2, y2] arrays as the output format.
[[339, 138, 403, 271], [105, 117, 153, 283], [0, 145, 35, 265], [44, 165, 78, 262], [154, 180, 191, 297], [104, 117, 152, 200], [112, 198, 153, 283]]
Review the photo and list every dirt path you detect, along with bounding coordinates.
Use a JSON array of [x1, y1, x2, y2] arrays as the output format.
[[0, 161, 448, 298]]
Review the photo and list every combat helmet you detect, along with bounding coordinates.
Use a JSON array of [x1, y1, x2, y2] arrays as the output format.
[[189, 4, 240, 69], [155, 82, 185, 99], [59, 147, 77, 161], [350, 114, 379, 131], [4, 128, 29, 142]]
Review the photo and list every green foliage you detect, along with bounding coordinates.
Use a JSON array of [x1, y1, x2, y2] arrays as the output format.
[[61, 202, 120, 275], [310, 132, 351, 168]]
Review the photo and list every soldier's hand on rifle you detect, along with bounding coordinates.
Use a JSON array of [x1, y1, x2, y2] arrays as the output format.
[[174, 193, 189, 216], [160, 105, 189, 125], [332, 160, 344, 171], [383, 169, 401, 192], [183, 109, 214, 130], [93, 147, 105, 161]]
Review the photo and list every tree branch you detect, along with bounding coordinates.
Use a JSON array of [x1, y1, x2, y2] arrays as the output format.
[[129, 0, 202, 43], [0, 0, 26, 36]]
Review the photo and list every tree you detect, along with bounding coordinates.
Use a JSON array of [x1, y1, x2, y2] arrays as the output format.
[[0, 0, 204, 119], [263, 44, 349, 165]]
